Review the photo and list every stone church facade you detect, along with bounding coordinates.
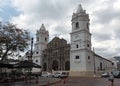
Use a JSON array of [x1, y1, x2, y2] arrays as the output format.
[[42, 37, 70, 71], [32, 24, 70, 72]]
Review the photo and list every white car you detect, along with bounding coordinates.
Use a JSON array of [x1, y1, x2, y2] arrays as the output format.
[[53, 71, 61, 78], [53, 71, 69, 78], [101, 72, 109, 77], [41, 72, 52, 77]]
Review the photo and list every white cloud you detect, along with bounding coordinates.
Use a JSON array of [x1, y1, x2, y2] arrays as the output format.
[[8, 0, 120, 58], [114, 0, 120, 11]]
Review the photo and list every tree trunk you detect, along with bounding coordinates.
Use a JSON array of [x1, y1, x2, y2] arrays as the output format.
[[1, 49, 9, 62]]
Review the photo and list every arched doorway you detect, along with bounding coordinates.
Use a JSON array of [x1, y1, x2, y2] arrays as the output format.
[[65, 61, 70, 70], [100, 62, 102, 70], [52, 60, 58, 71], [43, 63, 47, 71]]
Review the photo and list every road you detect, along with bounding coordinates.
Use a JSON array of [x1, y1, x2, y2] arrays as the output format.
[[0, 77, 119, 86], [51, 77, 120, 86], [0, 77, 60, 86]]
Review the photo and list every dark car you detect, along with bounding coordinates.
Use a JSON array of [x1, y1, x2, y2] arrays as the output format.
[[112, 70, 120, 78]]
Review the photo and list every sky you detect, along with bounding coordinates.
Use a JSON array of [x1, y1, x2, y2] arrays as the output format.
[[0, 0, 120, 58]]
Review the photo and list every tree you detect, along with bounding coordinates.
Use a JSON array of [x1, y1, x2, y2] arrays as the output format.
[[0, 22, 30, 62]]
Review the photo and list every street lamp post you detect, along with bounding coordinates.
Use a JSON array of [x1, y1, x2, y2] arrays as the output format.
[[93, 47, 96, 76], [30, 37, 34, 61], [29, 37, 34, 78]]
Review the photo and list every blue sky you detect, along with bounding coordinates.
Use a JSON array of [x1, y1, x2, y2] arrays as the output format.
[[0, 5, 20, 21], [0, 0, 120, 58]]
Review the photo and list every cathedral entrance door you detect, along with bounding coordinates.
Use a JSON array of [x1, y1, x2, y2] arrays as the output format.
[[52, 60, 58, 71], [43, 63, 47, 71], [65, 61, 70, 70]]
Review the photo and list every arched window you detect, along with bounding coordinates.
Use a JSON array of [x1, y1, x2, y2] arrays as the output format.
[[88, 56, 90, 59], [45, 37, 47, 42], [87, 23, 89, 29], [36, 60, 38, 63], [37, 37, 39, 41], [87, 44, 89, 47], [100, 62, 102, 70], [52, 60, 58, 71], [76, 22, 79, 28], [76, 44, 79, 48]]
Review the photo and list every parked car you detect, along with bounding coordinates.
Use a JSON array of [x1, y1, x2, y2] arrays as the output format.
[[53, 71, 69, 78], [101, 72, 109, 77], [52, 71, 61, 78], [41, 72, 52, 77], [112, 70, 120, 78], [59, 71, 69, 78]]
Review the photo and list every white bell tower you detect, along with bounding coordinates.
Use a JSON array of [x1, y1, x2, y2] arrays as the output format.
[[70, 4, 93, 76], [33, 24, 49, 72]]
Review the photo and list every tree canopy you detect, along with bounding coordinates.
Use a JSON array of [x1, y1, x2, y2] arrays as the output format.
[[0, 22, 30, 62]]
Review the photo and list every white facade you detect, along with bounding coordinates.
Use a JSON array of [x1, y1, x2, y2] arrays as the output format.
[[32, 5, 114, 75], [70, 5, 114, 76], [70, 4, 93, 74], [32, 24, 49, 72]]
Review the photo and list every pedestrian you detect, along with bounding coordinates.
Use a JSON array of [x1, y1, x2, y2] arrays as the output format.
[[108, 72, 114, 86], [36, 75, 38, 83]]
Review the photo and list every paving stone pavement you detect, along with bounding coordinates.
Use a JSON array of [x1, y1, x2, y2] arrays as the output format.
[[51, 77, 120, 86], [0, 77, 119, 86], [0, 77, 60, 86]]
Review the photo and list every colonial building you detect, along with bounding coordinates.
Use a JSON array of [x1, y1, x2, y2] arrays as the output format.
[[113, 56, 120, 71], [42, 37, 70, 72], [32, 4, 115, 76], [70, 4, 114, 76]]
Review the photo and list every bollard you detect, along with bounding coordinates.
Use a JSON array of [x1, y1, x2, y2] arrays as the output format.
[[63, 78, 66, 84], [36, 79, 38, 84], [36, 76, 38, 84], [46, 80, 49, 86], [66, 78, 68, 83]]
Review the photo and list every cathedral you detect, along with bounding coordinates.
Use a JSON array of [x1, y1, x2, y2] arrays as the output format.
[[32, 4, 114, 76], [32, 24, 70, 72], [42, 37, 70, 71]]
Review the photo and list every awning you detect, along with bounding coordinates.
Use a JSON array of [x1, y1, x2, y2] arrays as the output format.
[[0, 62, 13, 68], [13, 60, 41, 68]]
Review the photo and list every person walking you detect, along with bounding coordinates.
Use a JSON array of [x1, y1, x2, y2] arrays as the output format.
[[108, 72, 114, 86]]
